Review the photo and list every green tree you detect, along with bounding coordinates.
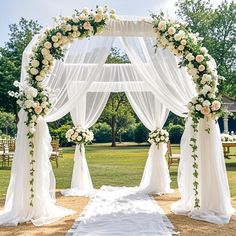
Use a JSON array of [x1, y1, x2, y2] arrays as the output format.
[[134, 123, 149, 143], [99, 92, 136, 147], [0, 111, 16, 137], [175, 0, 236, 98], [0, 18, 42, 115], [96, 48, 135, 147]]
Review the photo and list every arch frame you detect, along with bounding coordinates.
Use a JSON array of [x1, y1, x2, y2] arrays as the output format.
[[16, 7, 222, 207]]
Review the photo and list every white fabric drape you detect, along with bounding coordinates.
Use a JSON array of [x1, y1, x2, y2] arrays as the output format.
[[126, 92, 171, 194], [0, 16, 233, 226], [0, 111, 75, 226], [172, 118, 235, 224], [120, 37, 196, 117], [61, 91, 110, 196]]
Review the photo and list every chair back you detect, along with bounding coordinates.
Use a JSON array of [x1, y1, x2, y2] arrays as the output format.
[[7, 139, 15, 152], [167, 141, 173, 157], [51, 139, 59, 152]]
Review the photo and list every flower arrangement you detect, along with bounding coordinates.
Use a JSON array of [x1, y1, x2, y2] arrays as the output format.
[[148, 128, 169, 146], [14, 5, 116, 206], [152, 13, 222, 208], [66, 125, 94, 146], [221, 133, 236, 142]]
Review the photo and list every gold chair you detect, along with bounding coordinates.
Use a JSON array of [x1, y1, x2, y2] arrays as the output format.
[[3, 139, 15, 166], [167, 141, 180, 169], [50, 139, 60, 168], [0, 140, 7, 167]]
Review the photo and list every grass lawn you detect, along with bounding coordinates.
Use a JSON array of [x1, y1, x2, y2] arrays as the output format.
[[0, 143, 235, 205]]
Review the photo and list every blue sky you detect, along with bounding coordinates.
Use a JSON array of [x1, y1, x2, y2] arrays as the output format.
[[0, 0, 222, 47]]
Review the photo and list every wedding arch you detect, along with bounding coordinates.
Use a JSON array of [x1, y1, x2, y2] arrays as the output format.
[[0, 6, 234, 226]]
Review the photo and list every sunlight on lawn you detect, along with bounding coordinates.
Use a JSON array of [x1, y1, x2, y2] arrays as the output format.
[[0, 143, 235, 205]]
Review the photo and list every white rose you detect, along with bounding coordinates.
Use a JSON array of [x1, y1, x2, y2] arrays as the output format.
[[174, 33, 182, 41], [186, 53, 194, 61], [77, 136, 82, 141], [79, 14, 86, 20], [72, 25, 78, 31], [195, 55, 204, 63], [168, 27, 176, 35], [202, 100, 211, 107], [195, 104, 202, 111], [160, 136, 165, 141], [178, 45, 185, 51], [41, 102, 48, 108], [188, 68, 198, 76], [96, 6, 103, 14], [201, 85, 212, 95], [44, 107, 50, 114], [201, 47, 208, 54], [158, 21, 167, 31], [208, 93, 216, 99], [52, 35, 58, 42], [35, 75, 43, 82], [188, 63, 194, 69], [42, 59, 49, 65], [30, 68, 39, 75], [31, 59, 40, 68], [53, 42, 60, 48], [44, 42, 52, 49], [110, 9, 116, 14], [83, 22, 91, 30], [181, 39, 187, 45], [66, 24, 72, 32], [29, 127, 36, 134], [94, 14, 103, 22], [24, 100, 33, 108], [198, 64, 206, 72], [82, 7, 90, 15], [41, 48, 49, 55]]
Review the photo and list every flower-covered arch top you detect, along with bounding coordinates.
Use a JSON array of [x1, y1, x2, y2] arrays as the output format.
[[15, 7, 221, 207]]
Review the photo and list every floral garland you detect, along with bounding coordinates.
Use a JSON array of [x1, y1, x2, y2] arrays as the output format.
[[152, 13, 222, 208], [15, 6, 116, 206], [148, 128, 169, 147], [66, 125, 94, 147]]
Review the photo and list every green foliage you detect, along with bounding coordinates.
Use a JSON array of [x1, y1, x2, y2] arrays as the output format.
[[168, 124, 184, 144], [165, 112, 185, 128], [92, 122, 112, 142], [175, 0, 236, 98], [99, 92, 136, 146], [50, 124, 72, 147], [0, 18, 42, 114], [0, 111, 16, 137], [134, 123, 149, 143]]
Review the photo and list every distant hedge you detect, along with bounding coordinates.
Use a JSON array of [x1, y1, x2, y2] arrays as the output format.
[[168, 124, 184, 144], [134, 123, 149, 143]]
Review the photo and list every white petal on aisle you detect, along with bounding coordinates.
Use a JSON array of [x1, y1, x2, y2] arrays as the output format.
[[67, 186, 174, 236]]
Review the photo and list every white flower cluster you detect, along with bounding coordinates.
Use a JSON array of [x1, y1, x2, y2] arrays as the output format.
[[148, 128, 169, 146], [187, 96, 221, 119], [66, 125, 94, 145], [16, 5, 116, 207], [153, 16, 221, 121], [16, 5, 116, 134], [221, 134, 236, 142]]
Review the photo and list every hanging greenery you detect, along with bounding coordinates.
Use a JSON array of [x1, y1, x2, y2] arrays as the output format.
[[14, 5, 116, 206], [152, 13, 223, 208]]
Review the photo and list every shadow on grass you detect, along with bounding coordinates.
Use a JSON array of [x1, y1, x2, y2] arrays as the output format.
[[226, 162, 236, 171], [0, 166, 11, 171]]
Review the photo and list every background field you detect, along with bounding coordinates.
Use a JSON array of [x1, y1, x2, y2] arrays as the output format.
[[0, 143, 235, 205]]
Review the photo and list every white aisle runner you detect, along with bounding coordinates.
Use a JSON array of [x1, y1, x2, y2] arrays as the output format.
[[67, 186, 174, 236]]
